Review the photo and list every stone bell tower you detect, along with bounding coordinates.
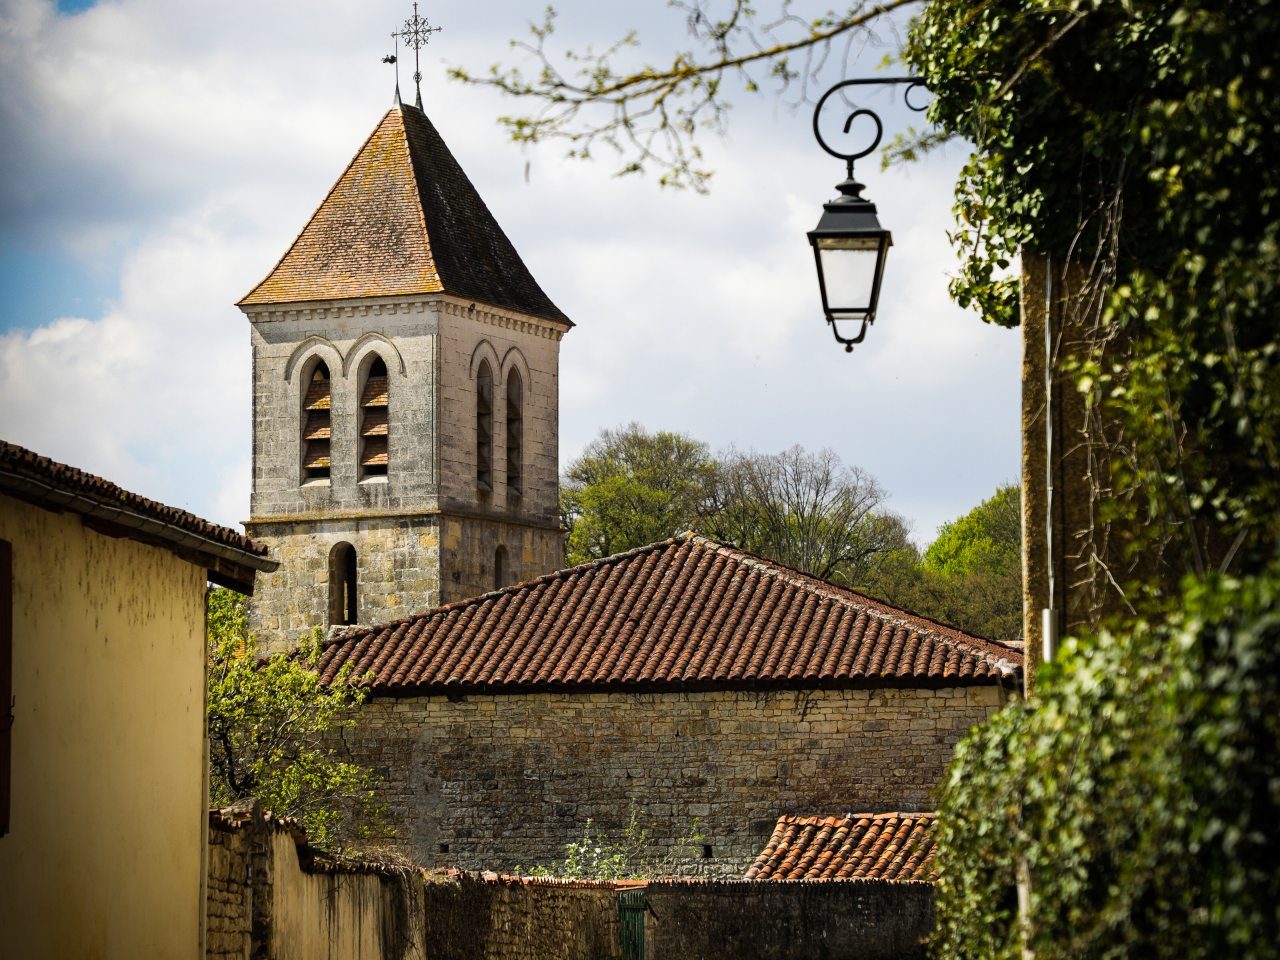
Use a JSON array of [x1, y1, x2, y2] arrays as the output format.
[[239, 103, 571, 653]]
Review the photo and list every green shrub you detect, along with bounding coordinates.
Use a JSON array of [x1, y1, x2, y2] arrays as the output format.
[[934, 568, 1280, 959]]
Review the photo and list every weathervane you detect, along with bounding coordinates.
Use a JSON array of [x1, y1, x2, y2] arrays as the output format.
[[386, 2, 442, 110]]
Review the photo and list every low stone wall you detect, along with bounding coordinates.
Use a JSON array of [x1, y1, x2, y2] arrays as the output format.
[[421, 874, 619, 960], [206, 808, 257, 960], [643, 879, 934, 960], [207, 801, 426, 960], [207, 802, 935, 960]]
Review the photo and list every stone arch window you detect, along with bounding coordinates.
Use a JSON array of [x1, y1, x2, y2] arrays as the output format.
[[359, 356, 389, 480], [302, 360, 332, 482], [329, 542, 358, 626], [505, 367, 523, 498], [494, 544, 508, 591], [476, 360, 493, 491]]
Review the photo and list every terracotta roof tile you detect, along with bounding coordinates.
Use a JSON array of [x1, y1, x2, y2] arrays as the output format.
[[239, 105, 570, 325], [0, 439, 275, 592], [745, 813, 937, 882], [317, 533, 1022, 694]]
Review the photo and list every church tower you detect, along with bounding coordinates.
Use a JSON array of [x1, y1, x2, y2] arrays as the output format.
[[239, 103, 571, 652]]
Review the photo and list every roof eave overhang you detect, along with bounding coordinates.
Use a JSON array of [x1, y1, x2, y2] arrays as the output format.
[[0, 469, 278, 595], [346, 671, 1023, 700]]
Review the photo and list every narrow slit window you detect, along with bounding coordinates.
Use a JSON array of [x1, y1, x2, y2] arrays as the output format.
[[494, 545, 508, 591], [476, 360, 493, 491], [302, 361, 332, 482], [360, 356, 389, 479], [506, 368, 523, 498], [329, 542, 358, 626]]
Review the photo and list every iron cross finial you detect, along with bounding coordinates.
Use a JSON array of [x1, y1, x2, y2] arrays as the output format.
[[393, 2, 442, 110]]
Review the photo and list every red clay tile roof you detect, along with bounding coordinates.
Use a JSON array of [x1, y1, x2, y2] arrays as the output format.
[[0, 439, 275, 591], [746, 813, 937, 882], [317, 532, 1022, 695], [239, 105, 570, 325]]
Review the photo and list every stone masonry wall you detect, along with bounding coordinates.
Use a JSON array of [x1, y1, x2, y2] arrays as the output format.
[[248, 516, 442, 653], [342, 685, 1008, 876], [643, 878, 934, 960], [436, 299, 563, 526], [206, 809, 261, 960], [439, 514, 564, 605], [245, 298, 439, 518], [422, 875, 620, 960]]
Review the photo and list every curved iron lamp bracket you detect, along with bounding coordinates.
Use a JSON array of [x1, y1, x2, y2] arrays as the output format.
[[830, 317, 871, 352], [812, 76, 928, 178]]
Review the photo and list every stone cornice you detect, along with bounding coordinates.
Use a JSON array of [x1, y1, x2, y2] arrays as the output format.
[[240, 294, 569, 342], [239, 295, 435, 325], [247, 506, 562, 533], [438, 297, 569, 342]]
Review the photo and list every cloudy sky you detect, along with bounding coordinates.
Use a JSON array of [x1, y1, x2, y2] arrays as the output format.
[[0, 0, 1020, 545]]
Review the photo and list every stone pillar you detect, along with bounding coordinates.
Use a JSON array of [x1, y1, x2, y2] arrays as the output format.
[[1019, 253, 1099, 691], [1018, 256, 1141, 691]]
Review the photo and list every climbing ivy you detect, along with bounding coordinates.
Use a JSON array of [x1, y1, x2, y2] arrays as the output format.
[[908, 0, 1280, 593]]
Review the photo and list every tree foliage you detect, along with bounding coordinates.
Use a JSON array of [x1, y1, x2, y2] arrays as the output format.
[[909, 0, 1280, 604], [562, 424, 909, 583], [872, 483, 1023, 640], [561, 423, 718, 563], [709, 445, 911, 587], [206, 589, 385, 851], [923, 483, 1019, 579], [935, 567, 1280, 959]]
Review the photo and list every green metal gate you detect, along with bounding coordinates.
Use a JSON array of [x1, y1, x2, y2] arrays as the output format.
[[618, 888, 646, 960]]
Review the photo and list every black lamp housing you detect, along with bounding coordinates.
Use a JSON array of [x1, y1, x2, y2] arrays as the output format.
[[807, 176, 893, 352]]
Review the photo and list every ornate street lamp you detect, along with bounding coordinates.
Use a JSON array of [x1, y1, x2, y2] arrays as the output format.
[[809, 78, 926, 352]]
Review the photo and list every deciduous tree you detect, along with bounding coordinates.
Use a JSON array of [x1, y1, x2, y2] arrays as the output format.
[[206, 588, 385, 851], [561, 423, 718, 563]]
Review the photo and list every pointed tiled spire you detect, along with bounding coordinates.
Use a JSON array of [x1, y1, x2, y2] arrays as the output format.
[[239, 106, 569, 325]]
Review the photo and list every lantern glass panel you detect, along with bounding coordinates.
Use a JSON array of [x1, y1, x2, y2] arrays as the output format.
[[816, 236, 881, 317]]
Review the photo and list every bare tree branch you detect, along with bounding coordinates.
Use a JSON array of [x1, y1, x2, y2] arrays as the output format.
[[449, 1, 922, 191]]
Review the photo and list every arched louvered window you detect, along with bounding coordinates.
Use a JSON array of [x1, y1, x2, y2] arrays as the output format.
[[476, 360, 493, 491], [329, 542, 358, 626], [494, 544, 508, 591], [302, 361, 332, 482], [360, 356, 389, 479], [506, 367, 523, 498]]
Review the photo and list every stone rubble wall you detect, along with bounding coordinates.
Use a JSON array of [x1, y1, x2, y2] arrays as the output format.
[[206, 806, 263, 960], [340, 685, 1008, 875], [421, 875, 620, 960]]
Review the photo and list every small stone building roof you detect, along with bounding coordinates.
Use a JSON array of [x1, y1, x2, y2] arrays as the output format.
[[317, 532, 1022, 695], [745, 813, 937, 882], [239, 104, 570, 326], [0, 439, 276, 594]]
